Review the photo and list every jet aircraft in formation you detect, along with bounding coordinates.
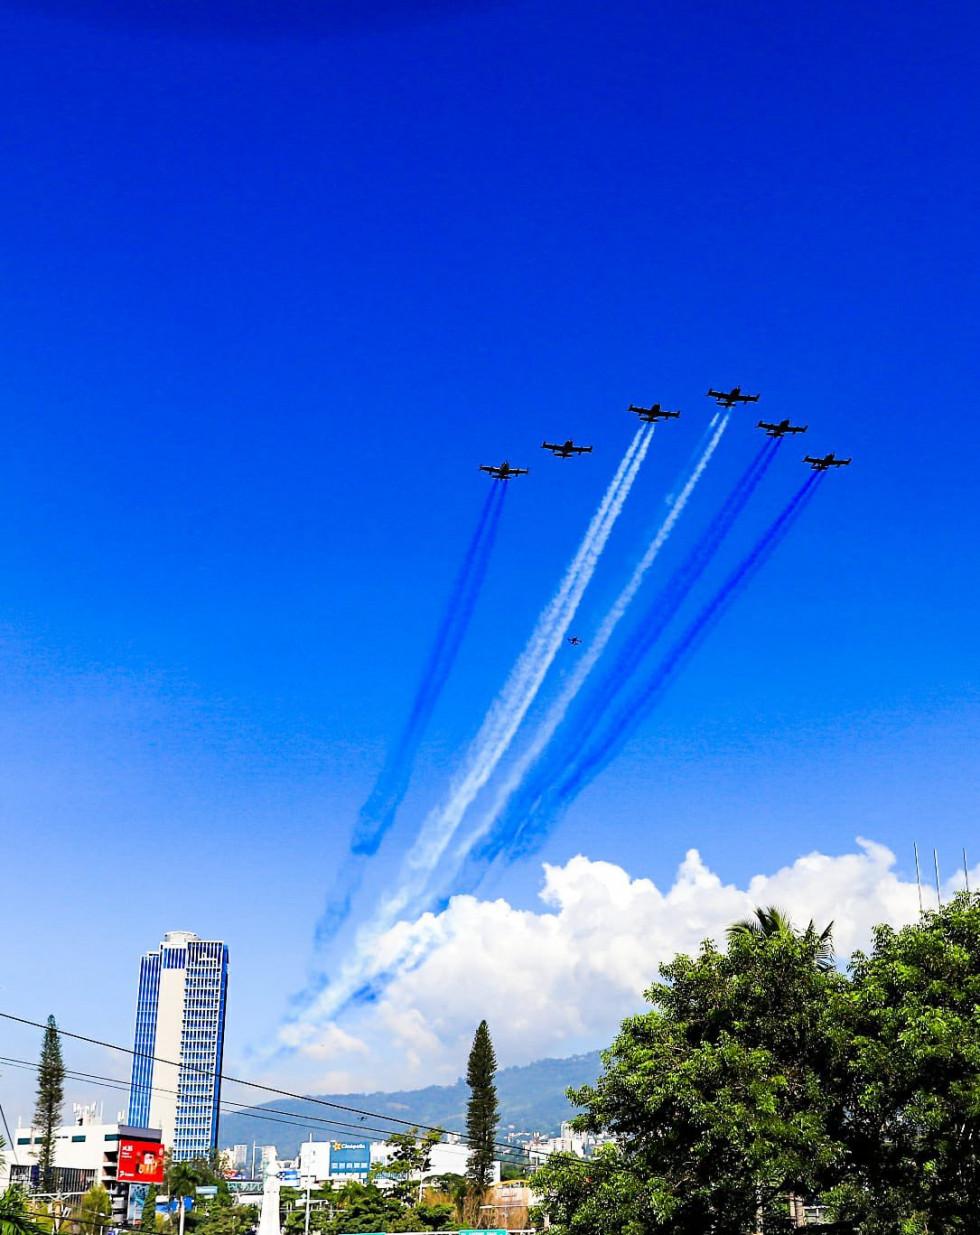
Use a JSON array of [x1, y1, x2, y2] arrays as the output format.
[[804, 453, 851, 471], [707, 385, 760, 407], [542, 439, 593, 458], [480, 461, 529, 481], [628, 402, 681, 422], [758, 418, 808, 437], [480, 385, 850, 483]]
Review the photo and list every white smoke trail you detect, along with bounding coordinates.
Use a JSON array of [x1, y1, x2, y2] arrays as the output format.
[[450, 411, 730, 865], [299, 424, 654, 1024], [392, 424, 654, 887]]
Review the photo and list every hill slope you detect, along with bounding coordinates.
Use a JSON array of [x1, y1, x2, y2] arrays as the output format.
[[218, 1051, 601, 1159]]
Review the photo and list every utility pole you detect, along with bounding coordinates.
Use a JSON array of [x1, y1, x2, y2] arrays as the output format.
[[304, 1134, 312, 1235], [914, 843, 924, 914]]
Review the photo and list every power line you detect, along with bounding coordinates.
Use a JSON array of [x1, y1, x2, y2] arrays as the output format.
[[0, 1055, 439, 1147], [0, 1014, 574, 1166]]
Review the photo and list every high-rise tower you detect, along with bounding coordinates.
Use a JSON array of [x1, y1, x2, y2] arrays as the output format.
[[127, 931, 229, 1160]]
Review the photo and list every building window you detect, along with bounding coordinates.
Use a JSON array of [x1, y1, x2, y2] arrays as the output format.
[[72, 1135, 86, 1143]]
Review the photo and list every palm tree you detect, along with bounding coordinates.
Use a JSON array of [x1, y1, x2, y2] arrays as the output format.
[[0, 1188, 46, 1235], [166, 1163, 199, 1235], [728, 904, 835, 971]]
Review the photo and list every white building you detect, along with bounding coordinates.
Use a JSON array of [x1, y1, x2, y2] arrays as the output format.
[[7, 1102, 162, 1217], [127, 931, 229, 1160], [297, 1136, 500, 1188], [525, 1121, 610, 1164]]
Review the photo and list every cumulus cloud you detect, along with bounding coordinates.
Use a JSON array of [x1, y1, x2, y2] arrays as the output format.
[[275, 840, 969, 1094]]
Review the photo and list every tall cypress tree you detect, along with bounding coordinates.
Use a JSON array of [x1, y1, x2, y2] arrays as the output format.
[[465, 1020, 499, 1192], [140, 1185, 159, 1232], [34, 1015, 65, 1194]]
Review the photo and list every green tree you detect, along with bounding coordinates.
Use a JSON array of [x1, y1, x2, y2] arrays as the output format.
[[141, 1185, 159, 1232], [729, 904, 836, 973], [322, 1180, 403, 1233], [535, 921, 848, 1234], [67, 1186, 112, 1235], [166, 1161, 200, 1235], [0, 1184, 46, 1235], [829, 892, 980, 1233], [33, 1017, 65, 1195], [465, 1020, 499, 1193], [378, 1126, 444, 1205]]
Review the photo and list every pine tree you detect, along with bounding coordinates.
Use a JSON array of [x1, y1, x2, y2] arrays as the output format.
[[141, 1185, 158, 1232], [464, 1020, 498, 1193], [33, 1016, 65, 1194]]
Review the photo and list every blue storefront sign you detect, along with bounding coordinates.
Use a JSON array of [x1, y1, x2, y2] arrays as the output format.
[[328, 1141, 371, 1176]]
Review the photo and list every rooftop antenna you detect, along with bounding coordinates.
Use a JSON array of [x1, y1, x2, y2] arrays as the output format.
[[964, 848, 971, 894], [914, 843, 924, 914], [933, 848, 942, 907]]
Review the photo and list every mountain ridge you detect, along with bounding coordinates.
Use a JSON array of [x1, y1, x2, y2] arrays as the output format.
[[218, 1050, 602, 1159]]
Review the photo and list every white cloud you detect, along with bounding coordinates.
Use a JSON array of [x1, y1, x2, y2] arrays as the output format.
[[272, 841, 968, 1095]]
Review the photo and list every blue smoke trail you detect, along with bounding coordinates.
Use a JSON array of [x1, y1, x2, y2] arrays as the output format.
[[473, 437, 780, 868], [314, 482, 506, 945], [531, 471, 823, 830]]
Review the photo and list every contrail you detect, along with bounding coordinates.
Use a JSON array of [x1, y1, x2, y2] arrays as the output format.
[[476, 434, 781, 867], [379, 424, 653, 913], [542, 470, 824, 818], [450, 412, 730, 872], [354, 481, 506, 854], [300, 425, 655, 1022], [314, 481, 506, 946]]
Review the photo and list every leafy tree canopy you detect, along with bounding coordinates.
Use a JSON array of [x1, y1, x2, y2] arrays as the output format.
[[535, 895, 980, 1235]]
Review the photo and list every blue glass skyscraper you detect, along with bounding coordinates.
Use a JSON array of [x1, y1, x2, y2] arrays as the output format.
[[127, 932, 229, 1160]]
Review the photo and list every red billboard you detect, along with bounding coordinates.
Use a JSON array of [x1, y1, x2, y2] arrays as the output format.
[[118, 1139, 166, 1185]]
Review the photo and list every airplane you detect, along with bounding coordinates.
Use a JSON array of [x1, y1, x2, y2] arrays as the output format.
[[758, 418, 808, 437], [706, 385, 761, 407], [628, 402, 681, 422], [567, 636, 583, 646], [542, 439, 593, 458], [804, 453, 852, 470], [480, 460, 529, 480]]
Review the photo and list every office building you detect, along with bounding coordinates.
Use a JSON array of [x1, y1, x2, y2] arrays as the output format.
[[127, 931, 229, 1160], [7, 1103, 162, 1220]]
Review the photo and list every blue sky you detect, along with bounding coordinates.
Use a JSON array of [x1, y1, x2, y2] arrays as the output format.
[[1, 0, 979, 1113]]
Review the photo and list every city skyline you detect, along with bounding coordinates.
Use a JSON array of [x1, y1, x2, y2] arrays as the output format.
[[0, 0, 978, 1122]]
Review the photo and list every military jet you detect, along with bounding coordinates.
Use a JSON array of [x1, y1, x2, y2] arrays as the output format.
[[758, 418, 808, 437], [542, 439, 593, 458], [706, 385, 761, 407], [628, 402, 681, 422], [804, 453, 851, 470], [567, 636, 583, 646], [480, 460, 529, 481]]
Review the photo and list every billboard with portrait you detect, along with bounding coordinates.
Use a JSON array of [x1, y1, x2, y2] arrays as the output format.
[[118, 1139, 166, 1184]]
